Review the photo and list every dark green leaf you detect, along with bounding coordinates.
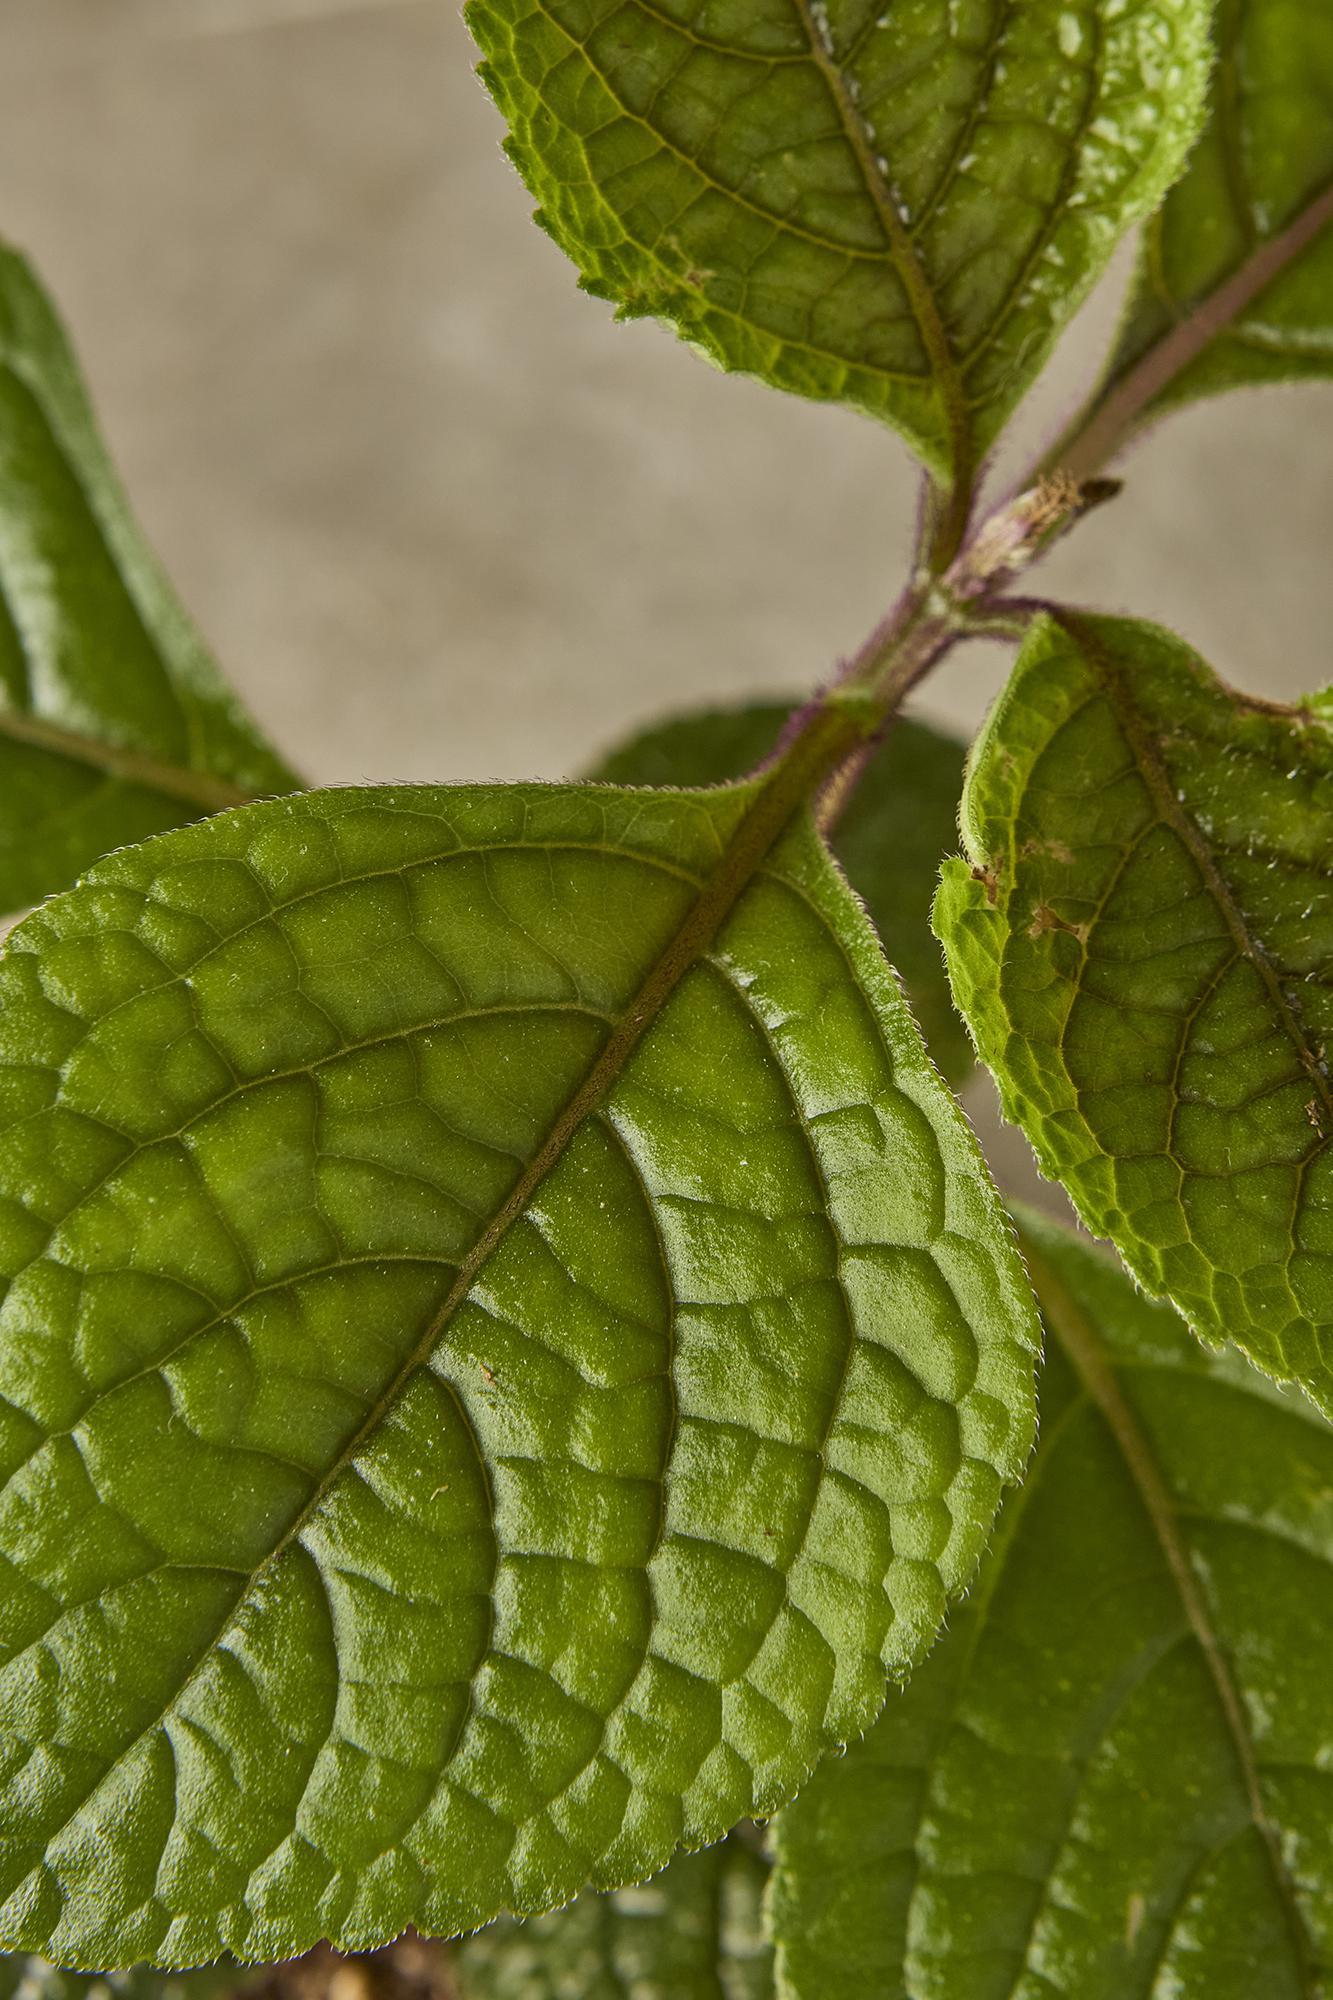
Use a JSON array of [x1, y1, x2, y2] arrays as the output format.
[[934, 611, 1333, 1411], [1092, 0, 1333, 439], [465, 0, 1212, 485], [591, 702, 972, 1084], [771, 1212, 1333, 1999], [453, 1832, 772, 1997], [0, 778, 1038, 1966], [0, 247, 297, 915]]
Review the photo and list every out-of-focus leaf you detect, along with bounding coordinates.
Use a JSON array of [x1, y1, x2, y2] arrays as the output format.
[[453, 1834, 772, 1998], [1089, 0, 1333, 443], [0, 1958, 241, 2000], [771, 1212, 1333, 1999], [0, 246, 296, 914]]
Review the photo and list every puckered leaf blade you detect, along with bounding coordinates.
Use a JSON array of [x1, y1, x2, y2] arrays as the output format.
[[453, 1831, 773, 1998], [0, 247, 297, 915], [770, 1213, 1332, 1999], [934, 612, 1333, 1411], [1096, 0, 1333, 431], [0, 779, 1037, 1967], [591, 702, 971, 1084], [465, 0, 1211, 484]]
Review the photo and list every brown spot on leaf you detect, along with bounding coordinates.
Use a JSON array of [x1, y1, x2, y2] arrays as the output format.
[[1020, 836, 1075, 865], [971, 863, 1001, 905], [1027, 902, 1087, 942]]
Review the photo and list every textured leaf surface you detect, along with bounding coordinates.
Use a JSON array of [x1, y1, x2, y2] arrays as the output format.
[[771, 1212, 1333, 1999], [466, 0, 1211, 482], [0, 247, 297, 914], [453, 1832, 772, 1997], [935, 612, 1333, 1410], [0, 780, 1038, 1967], [1099, 0, 1333, 427], [592, 702, 971, 1083]]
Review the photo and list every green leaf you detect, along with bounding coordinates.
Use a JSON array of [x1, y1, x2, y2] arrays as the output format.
[[453, 1832, 773, 1998], [465, 0, 1212, 488], [591, 702, 972, 1085], [0, 777, 1038, 1967], [934, 612, 1333, 1409], [770, 1212, 1333, 1999], [0, 247, 298, 916], [1091, 0, 1333, 440]]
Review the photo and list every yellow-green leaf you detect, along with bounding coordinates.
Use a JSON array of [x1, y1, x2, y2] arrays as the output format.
[[935, 611, 1333, 1409], [466, 0, 1211, 489], [0, 778, 1037, 1967]]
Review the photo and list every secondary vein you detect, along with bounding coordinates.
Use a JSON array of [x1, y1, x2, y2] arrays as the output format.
[[1058, 612, 1333, 1142], [9, 700, 871, 1888]]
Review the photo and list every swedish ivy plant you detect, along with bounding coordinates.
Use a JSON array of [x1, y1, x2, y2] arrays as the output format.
[[0, 0, 1330, 1994]]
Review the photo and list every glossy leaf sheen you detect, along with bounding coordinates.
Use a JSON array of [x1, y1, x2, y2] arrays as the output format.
[[771, 1214, 1333, 1999], [465, 0, 1211, 479], [0, 248, 296, 915], [0, 781, 1038, 1966], [591, 702, 971, 1084], [453, 1832, 772, 1997], [1105, 0, 1333, 418], [934, 613, 1333, 1409]]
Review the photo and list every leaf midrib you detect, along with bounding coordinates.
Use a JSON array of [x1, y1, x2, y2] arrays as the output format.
[[786, 0, 969, 490], [1021, 1232, 1319, 1995], [9, 711, 865, 1902], [1057, 612, 1333, 1141], [0, 703, 262, 814], [1064, 177, 1333, 477]]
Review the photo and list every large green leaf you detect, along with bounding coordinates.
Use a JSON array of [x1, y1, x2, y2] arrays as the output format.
[[934, 612, 1333, 1411], [592, 702, 971, 1084], [466, 0, 1211, 492], [1087, 0, 1333, 447], [0, 777, 1038, 1967], [0, 247, 297, 916], [771, 1212, 1333, 1998], [453, 1832, 772, 1997]]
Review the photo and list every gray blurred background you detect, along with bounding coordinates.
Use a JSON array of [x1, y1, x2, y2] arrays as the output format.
[[8, 0, 1333, 783], [5, 0, 1332, 1191]]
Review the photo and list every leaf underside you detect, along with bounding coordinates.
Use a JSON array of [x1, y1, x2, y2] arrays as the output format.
[[0, 247, 296, 917], [591, 702, 972, 1085], [1105, 0, 1333, 418], [771, 1212, 1333, 2000], [0, 781, 1037, 1968], [934, 612, 1333, 1409], [466, 0, 1211, 480], [452, 1829, 772, 1998]]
